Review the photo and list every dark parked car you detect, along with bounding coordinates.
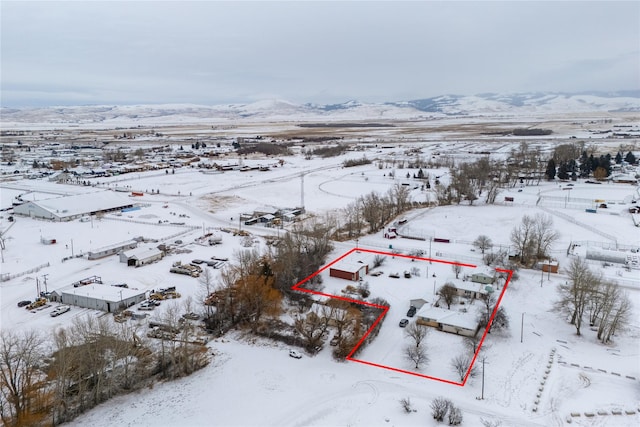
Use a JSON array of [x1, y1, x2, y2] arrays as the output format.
[[17, 300, 31, 307], [399, 319, 409, 328], [407, 306, 417, 317]]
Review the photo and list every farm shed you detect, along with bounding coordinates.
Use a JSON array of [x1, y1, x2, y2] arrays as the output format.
[[56, 285, 145, 313], [541, 260, 559, 273], [119, 246, 163, 267], [13, 191, 134, 221], [409, 298, 428, 309], [471, 272, 494, 285], [416, 306, 479, 337], [88, 240, 138, 260], [329, 261, 369, 282]]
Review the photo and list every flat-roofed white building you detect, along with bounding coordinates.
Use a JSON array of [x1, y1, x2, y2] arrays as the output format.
[[13, 190, 134, 221], [52, 284, 146, 313]]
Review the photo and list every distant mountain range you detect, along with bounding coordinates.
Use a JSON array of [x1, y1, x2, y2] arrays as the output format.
[[2, 91, 638, 125]]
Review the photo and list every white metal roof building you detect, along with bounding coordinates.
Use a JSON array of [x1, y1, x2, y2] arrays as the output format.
[[54, 284, 146, 313], [13, 191, 134, 221], [119, 246, 163, 267]]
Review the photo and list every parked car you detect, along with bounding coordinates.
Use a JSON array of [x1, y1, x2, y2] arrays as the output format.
[[399, 319, 409, 327], [406, 306, 417, 317], [289, 350, 303, 359], [182, 312, 200, 320], [50, 305, 70, 317], [191, 259, 205, 265], [17, 300, 31, 307], [138, 301, 156, 311]]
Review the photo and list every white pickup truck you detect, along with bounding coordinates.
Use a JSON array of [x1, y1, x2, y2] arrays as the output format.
[[50, 305, 71, 317]]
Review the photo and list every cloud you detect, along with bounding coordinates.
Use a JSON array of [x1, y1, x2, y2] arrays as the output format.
[[1, 1, 638, 106]]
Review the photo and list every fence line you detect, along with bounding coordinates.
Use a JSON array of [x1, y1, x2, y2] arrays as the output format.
[[1, 262, 50, 282], [539, 206, 617, 243], [102, 216, 199, 230]]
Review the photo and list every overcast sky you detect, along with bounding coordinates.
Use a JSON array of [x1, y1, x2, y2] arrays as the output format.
[[1, 1, 638, 107]]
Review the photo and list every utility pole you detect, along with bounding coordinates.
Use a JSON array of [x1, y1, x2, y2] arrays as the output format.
[[540, 264, 543, 288], [481, 358, 485, 399], [42, 274, 49, 293], [521, 312, 525, 343]]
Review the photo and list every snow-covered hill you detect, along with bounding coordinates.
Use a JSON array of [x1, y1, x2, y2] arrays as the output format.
[[1, 91, 638, 126]]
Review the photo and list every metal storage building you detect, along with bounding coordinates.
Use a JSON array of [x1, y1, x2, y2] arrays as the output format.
[[13, 191, 134, 221], [55, 285, 146, 313]]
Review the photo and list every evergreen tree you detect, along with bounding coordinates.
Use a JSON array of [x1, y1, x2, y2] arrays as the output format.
[[598, 155, 612, 176], [579, 151, 591, 177], [589, 154, 598, 174], [545, 159, 556, 180], [557, 161, 569, 180], [625, 151, 637, 165], [615, 152, 623, 164]]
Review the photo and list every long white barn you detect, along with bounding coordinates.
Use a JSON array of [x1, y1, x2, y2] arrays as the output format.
[[13, 191, 134, 221]]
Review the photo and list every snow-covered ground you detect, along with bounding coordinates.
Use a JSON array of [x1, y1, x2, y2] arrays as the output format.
[[1, 131, 639, 426]]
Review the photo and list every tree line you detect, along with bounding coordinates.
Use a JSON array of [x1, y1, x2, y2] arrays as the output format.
[[0, 309, 209, 426]]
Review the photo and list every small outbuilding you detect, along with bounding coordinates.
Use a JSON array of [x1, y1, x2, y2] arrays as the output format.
[[89, 240, 138, 260], [471, 272, 495, 285], [541, 260, 559, 273], [409, 298, 428, 310], [330, 261, 369, 282], [119, 246, 163, 267]]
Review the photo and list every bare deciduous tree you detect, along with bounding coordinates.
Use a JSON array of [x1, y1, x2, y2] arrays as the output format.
[[0, 330, 49, 427], [451, 263, 462, 279], [450, 354, 477, 382], [554, 258, 601, 336], [399, 397, 413, 413], [478, 293, 509, 334], [404, 344, 428, 369], [448, 405, 463, 425], [404, 322, 429, 348], [532, 213, 559, 260], [597, 291, 632, 344], [430, 396, 452, 422], [294, 312, 326, 351], [510, 214, 536, 266], [439, 283, 458, 309], [481, 418, 503, 427], [198, 268, 216, 320], [473, 235, 493, 254]]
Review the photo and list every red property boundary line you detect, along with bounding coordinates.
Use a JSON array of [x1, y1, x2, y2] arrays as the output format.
[[291, 247, 513, 386]]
